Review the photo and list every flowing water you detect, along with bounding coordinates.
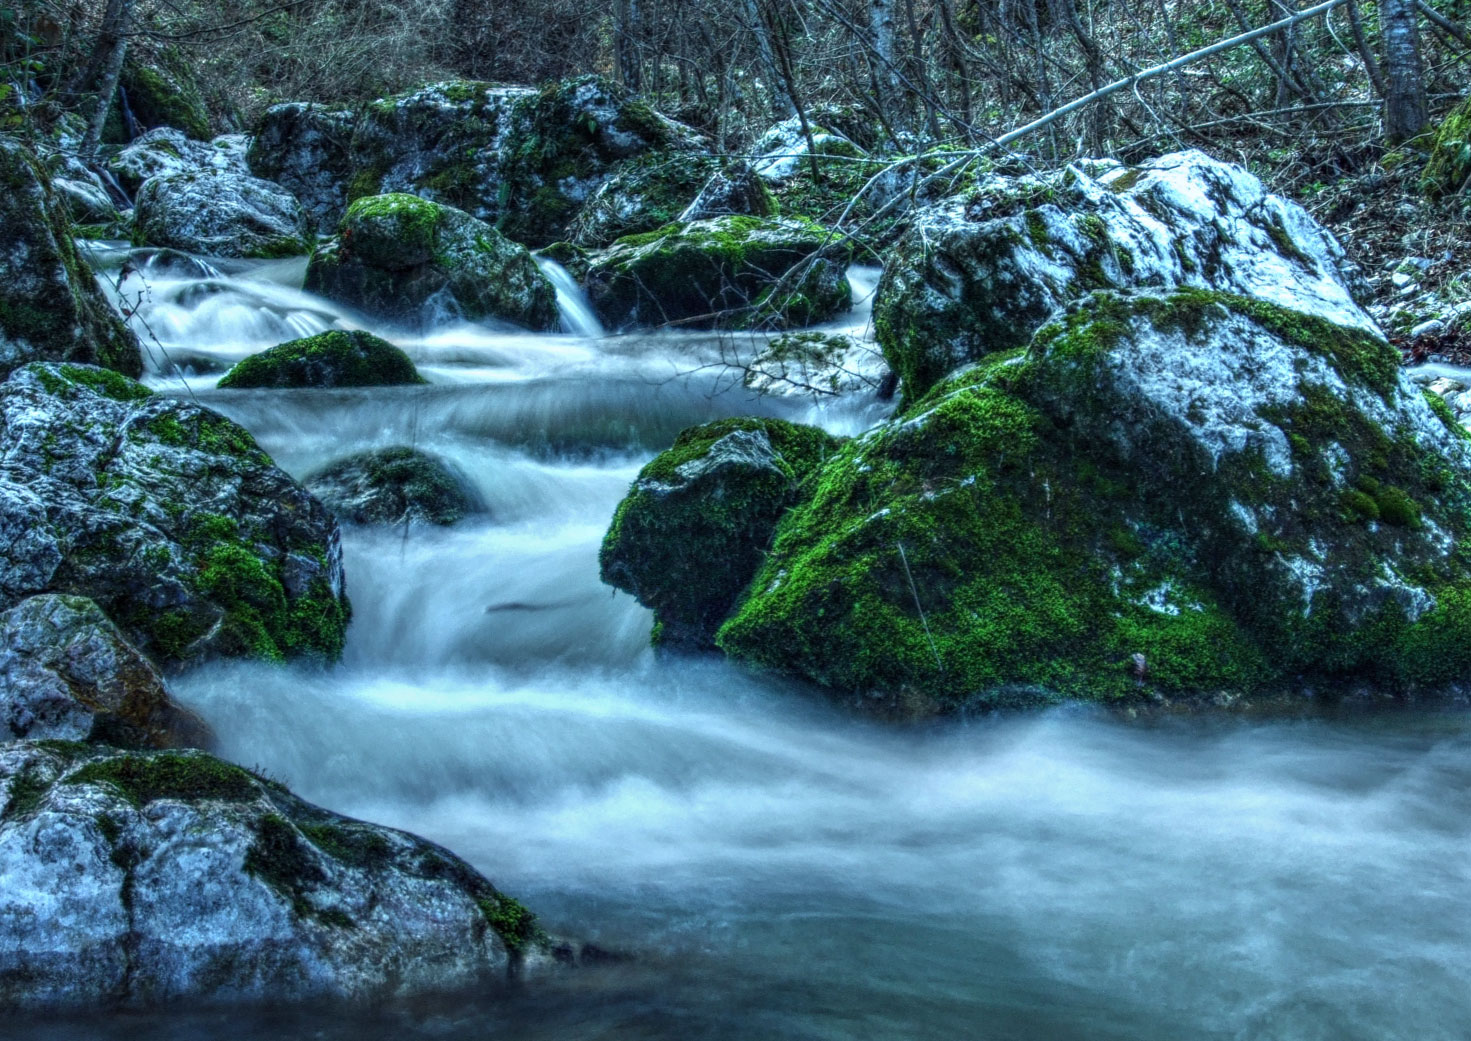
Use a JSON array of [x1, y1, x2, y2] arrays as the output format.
[[26, 249, 1471, 1040]]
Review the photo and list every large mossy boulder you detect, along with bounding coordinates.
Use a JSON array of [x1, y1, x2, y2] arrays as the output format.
[[306, 446, 477, 527], [0, 363, 348, 667], [600, 418, 842, 648], [874, 150, 1373, 403], [218, 330, 425, 389], [134, 170, 311, 259], [703, 290, 1471, 713], [0, 140, 141, 380], [566, 151, 721, 248], [117, 47, 213, 141], [0, 594, 210, 749], [304, 194, 557, 330], [584, 216, 852, 331], [344, 76, 708, 247], [0, 742, 542, 1008], [246, 103, 357, 233]]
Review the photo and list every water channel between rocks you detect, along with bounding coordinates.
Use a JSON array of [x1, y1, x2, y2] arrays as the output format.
[[19, 247, 1471, 1041]]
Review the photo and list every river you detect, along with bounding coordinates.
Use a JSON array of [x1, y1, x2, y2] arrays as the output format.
[[18, 246, 1471, 1041]]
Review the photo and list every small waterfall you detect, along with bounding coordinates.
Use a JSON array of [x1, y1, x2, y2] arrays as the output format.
[[537, 258, 605, 337]]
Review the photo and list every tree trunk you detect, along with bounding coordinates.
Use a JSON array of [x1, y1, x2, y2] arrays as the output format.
[[1382, 0, 1428, 142], [742, 0, 796, 118], [80, 0, 132, 157], [868, 0, 906, 131], [615, 0, 642, 92]]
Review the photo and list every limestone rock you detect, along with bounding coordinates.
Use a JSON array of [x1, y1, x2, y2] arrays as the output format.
[[246, 103, 357, 234], [567, 151, 720, 248], [134, 170, 311, 258], [107, 129, 248, 195], [743, 331, 892, 398]]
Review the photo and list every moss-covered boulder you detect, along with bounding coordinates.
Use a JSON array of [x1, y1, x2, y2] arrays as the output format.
[[600, 418, 842, 648], [0, 140, 141, 380], [107, 128, 248, 195], [704, 289, 1471, 714], [345, 76, 708, 248], [0, 363, 348, 667], [306, 447, 477, 526], [218, 330, 425, 389], [134, 170, 311, 259], [118, 46, 213, 141], [1422, 95, 1471, 198], [679, 161, 779, 224], [874, 150, 1374, 404], [566, 151, 721, 248], [584, 216, 852, 331], [0, 742, 546, 1008], [0, 594, 210, 749], [304, 194, 557, 330], [247, 103, 357, 233]]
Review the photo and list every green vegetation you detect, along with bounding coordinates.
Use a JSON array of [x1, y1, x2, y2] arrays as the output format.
[[64, 752, 261, 807], [218, 330, 426, 389]]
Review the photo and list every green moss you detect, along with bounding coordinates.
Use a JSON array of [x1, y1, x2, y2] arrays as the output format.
[[218, 330, 426, 389], [300, 821, 394, 868], [478, 894, 539, 954], [1423, 389, 1468, 437], [1341, 488, 1380, 521], [244, 813, 352, 925], [1423, 95, 1471, 198], [2, 765, 51, 820], [65, 752, 260, 807], [55, 364, 152, 402]]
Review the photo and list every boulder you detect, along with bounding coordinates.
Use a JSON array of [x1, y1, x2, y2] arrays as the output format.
[[345, 75, 708, 247], [246, 103, 357, 234], [1422, 95, 1471, 198], [0, 140, 141, 379], [678, 161, 779, 223], [107, 129, 248, 195], [306, 447, 478, 527], [217, 330, 424, 389], [708, 289, 1471, 713], [566, 151, 720, 248], [118, 47, 213, 141], [304, 194, 558, 330], [583, 216, 852, 331], [873, 150, 1375, 402], [0, 363, 349, 667], [600, 418, 842, 648], [743, 331, 893, 398], [0, 594, 210, 749], [750, 117, 868, 183], [50, 177, 122, 227], [134, 170, 311, 259], [0, 743, 542, 1008]]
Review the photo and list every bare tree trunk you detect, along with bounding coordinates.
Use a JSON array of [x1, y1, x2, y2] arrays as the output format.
[[615, 0, 642, 92], [739, 0, 795, 118], [80, 0, 132, 156], [869, 0, 906, 131], [1382, 0, 1427, 142]]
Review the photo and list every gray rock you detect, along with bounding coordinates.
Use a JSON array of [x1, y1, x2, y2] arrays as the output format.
[[50, 177, 122, 226], [874, 149, 1376, 402], [306, 446, 479, 527], [1411, 318, 1446, 339], [743, 331, 892, 398], [0, 742, 541, 1009], [0, 140, 142, 379], [134, 170, 311, 259], [0, 594, 210, 749], [107, 129, 249, 196], [566, 151, 720, 248], [0, 363, 348, 667], [246, 103, 357, 234], [679, 161, 779, 223]]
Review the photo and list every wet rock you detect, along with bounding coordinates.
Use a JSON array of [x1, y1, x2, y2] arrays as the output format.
[[246, 103, 357, 234], [306, 446, 478, 526], [0, 140, 141, 379], [0, 594, 210, 749], [0, 363, 349, 667], [1411, 318, 1446, 339], [218, 330, 424, 389], [710, 289, 1471, 713], [304, 194, 557, 330], [584, 215, 851, 331], [107, 129, 248, 195], [567, 151, 720, 248], [134, 170, 311, 258], [600, 418, 842, 647], [50, 177, 122, 226], [678, 162, 779, 223], [118, 47, 213, 141], [0, 742, 542, 1009], [743, 331, 892, 398], [874, 150, 1375, 402]]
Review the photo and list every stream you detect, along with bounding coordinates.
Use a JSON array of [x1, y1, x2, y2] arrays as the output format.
[[20, 246, 1471, 1040]]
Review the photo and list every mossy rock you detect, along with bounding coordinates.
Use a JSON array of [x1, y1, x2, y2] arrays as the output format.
[[133, 170, 311, 259], [305, 194, 558, 330], [567, 151, 721, 248], [601, 418, 843, 648], [0, 139, 142, 379], [119, 47, 212, 141], [699, 289, 1471, 714], [219, 330, 425, 389], [584, 215, 852, 331], [306, 446, 478, 526], [1422, 95, 1471, 198]]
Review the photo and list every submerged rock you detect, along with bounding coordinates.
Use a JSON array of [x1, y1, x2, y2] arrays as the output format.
[[874, 150, 1374, 402], [0, 743, 542, 1009], [304, 194, 557, 330], [0, 594, 210, 749], [0, 140, 141, 379], [743, 331, 893, 399], [134, 170, 311, 258], [246, 103, 357, 234], [306, 446, 478, 527], [705, 290, 1471, 713], [600, 418, 842, 648], [345, 76, 708, 247], [218, 330, 425, 389], [584, 216, 851, 330], [0, 363, 348, 667]]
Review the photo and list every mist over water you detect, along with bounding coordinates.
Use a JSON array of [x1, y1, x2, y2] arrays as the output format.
[[24, 250, 1471, 1040]]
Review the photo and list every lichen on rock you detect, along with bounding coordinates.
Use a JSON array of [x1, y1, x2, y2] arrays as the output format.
[[218, 330, 425, 389]]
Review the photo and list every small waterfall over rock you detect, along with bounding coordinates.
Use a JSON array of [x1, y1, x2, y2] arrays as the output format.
[[537, 258, 605, 337]]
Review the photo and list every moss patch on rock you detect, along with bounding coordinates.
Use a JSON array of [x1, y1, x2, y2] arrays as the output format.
[[305, 446, 477, 526], [218, 330, 425, 389]]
